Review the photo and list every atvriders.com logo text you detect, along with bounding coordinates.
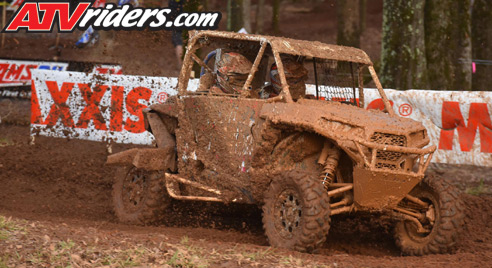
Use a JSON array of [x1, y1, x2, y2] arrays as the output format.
[[2, 0, 221, 33]]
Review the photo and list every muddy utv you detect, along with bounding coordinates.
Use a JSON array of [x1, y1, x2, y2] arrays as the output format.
[[107, 30, 464, 255]]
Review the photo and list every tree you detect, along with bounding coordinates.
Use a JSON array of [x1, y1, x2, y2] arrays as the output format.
[[380, 0, 427, 90], [425, 0, 471, 91], [450, 0, 472, 91], [472, 0, 492, 91], [227, 0, 243, 32], [337, 0, 361, 48], [242, 0, 252, 33], [272, 0, 280, 34], [359, 0, 366, 33], [255, 0, 265, 34]]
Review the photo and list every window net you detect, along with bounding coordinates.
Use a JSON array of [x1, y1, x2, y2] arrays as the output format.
[[312, 59, 360, 106]]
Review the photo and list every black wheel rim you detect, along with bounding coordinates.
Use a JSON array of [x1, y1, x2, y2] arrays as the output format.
[[122, 168, 148, 213], [274, 189, 302, 239], [403, 190, 439, 242]]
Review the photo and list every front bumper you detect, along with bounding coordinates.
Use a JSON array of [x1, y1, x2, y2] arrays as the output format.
[[351, 140, 436, 209], [353, 139, 436, 176]]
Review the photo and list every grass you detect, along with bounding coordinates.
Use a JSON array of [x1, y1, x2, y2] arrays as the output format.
[[0, 216, 25, 240], [0, 255, 9, 268], [0, 137, 14, 147], [57, 239, 75, 251], [0, 215, 331, 268], [242, 247, 273, 261], [466, 179, 489, 196], [166, 235, 210, 268]]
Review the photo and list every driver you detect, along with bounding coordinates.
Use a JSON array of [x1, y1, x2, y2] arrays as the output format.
[[269, 57, 308, 100]]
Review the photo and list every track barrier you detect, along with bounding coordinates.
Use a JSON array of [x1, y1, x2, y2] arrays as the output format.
[[28, 69, 492, 167]]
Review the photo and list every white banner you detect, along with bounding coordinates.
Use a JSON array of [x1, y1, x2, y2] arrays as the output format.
[[30, 69, 197, 144], [31, 70, 492, 167], [0, 59, 68, 87], [363, 89, 492, 167]]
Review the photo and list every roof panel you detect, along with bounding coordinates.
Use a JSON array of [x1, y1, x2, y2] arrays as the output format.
[[191, 30, 372, 65]]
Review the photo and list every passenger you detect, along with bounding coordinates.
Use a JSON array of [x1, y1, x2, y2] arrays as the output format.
[[269, 58, 308, 100], [215, 52, 253, 94]]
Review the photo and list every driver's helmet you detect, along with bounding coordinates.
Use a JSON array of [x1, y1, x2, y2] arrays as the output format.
[[270, 58, 308, 99], [216, 52, 253, 94]]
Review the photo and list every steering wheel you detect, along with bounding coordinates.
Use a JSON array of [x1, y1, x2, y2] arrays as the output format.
[[200, 50, 217, 77]]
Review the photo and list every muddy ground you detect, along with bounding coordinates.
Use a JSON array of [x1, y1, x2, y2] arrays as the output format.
[[0, 124, 491, 267], [1, 0, 491, 267]]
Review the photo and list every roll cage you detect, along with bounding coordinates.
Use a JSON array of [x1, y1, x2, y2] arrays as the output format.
[[177, 30, 394, 115]]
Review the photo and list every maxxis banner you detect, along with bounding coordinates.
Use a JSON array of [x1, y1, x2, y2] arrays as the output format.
[[30, 69, 197, 144], [363, 89, 492, 167]]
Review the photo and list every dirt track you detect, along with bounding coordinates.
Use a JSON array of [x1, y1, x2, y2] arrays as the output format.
[[0, 124, 491, 267]]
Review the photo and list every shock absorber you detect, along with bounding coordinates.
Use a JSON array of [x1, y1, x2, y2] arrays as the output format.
[[318, 141, 341, 189]]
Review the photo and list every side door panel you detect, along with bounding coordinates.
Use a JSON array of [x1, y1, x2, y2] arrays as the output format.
[[178, 96, 264, 187]]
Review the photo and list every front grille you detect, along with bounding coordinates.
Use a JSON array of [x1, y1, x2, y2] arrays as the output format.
[[371, 132, 407, 170], [376, 151, 402, 161], [375, 162, 398, 170], [370, 132, 407, 146]]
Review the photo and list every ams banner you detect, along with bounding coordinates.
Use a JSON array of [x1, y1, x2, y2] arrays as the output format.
[[0, 59, 68, 87], [31, 70, 492, 167]]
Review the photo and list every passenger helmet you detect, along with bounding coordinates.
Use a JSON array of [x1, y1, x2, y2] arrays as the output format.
[[216, 52, 253, 94]]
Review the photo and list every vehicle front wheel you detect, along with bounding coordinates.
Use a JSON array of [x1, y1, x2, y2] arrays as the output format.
[[262, 170, 331, 253], [394, 175, 465, 255], [112, 166, 170, 225]]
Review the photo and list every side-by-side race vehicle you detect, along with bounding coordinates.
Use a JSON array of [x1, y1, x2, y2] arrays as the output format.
[[107, 31, 464, 255]]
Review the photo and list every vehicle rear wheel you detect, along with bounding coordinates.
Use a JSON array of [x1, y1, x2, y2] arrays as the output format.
[[262, 170, 331, 253], [394, 175, 465, 255], [112, 166, 170, 225]]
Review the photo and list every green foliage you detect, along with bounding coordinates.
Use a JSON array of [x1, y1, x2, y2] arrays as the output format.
[[466, 179, 488, 196]]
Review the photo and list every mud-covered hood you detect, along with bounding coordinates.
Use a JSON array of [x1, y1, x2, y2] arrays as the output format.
[[260, 99, 426, 139]]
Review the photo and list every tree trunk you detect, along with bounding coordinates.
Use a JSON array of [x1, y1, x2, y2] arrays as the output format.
[[227, 0, 243, 32], [184, 0, 201, 77], [472, 0, 492, 91], [242, 0, 251, 33], [380, 0, 427, 90], [425, 0, 471, 91], [272, 0, 280, 34], [359, 0, 366, 33], [450, 0, 472, 91], [255, 0, 265, 34], [336, 0, 360, 48]]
